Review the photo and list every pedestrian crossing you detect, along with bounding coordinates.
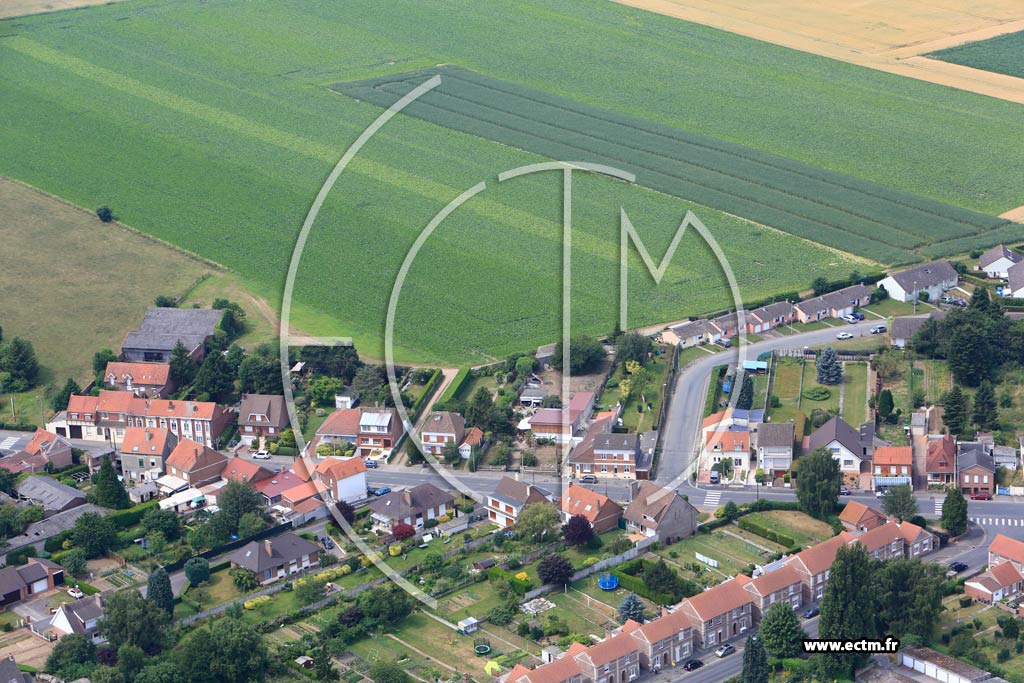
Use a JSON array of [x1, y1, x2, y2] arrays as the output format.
[[934, 500, 943, 515], [0, 437, 18, 451], [971, 517, 1024, 527], [703, 491, 722, 507]]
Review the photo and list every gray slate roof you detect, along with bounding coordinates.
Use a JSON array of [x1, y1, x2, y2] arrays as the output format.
[[808, 417, 870, 457], [890, 310, 947, 340], [4, 504, 108, 556], [667, 319, 708, 339], [238, 394, 288, 429], [122, 307, 223, 353], [1009, 261, 1024, 294], [886, 261, 958, 291], [979, 245, 1022, 269], [0, 655, 33, 683], [370, 483, 455, 522], [757, 422, 794, 448], [15, 476, 85, 511], [957, 444, 996, 474], [592, 433, 639, 452], [229, 532, 319, 573]]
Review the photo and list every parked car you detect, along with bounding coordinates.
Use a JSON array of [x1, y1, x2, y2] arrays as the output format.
[[715, 644, 735, 658], [252, 450, 271, 459], [875, 489, 886, 498], [364, 459, 379, 469], [321, 536, 335, 550], [971, 491, 992, 501], [709, 471, 720, 485], [67, 587, 84, 599], [803, 606, 819, 619], [841, 314, 857, 324], [579, 474, 598, 484], [870, 324, 887, 334], [715, 338, 732, 348], [683, 660, 704, 671], [949, 561, 968, 573], [836, 331, 854, 340], [373, 487, 392, 496], [852, 311, 865, 320], [839, 486, 851, 496]]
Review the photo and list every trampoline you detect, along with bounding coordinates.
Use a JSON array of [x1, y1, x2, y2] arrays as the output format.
[[598, 573, 618, 590], [474, 638, 491, 655]]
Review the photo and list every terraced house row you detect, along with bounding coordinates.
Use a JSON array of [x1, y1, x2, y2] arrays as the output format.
[[501, 513, 935, 683]]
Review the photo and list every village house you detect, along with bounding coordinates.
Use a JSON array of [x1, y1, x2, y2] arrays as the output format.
[[1008, 261, 1024, 298], [314, 408, 360, 455], [419, 411, 465, 456], [754, 422, 795, 478], [786, 532, 856, 603], [15, 476, 85, 513], [965, 534, 1024, 603], [872, 446, 913, 491], [703, 426, 750, 475], [221, 457, 274, 486], [957, 443, 996, 498], [994, 444, 1019, 471], [120, 306, 223, 363], [677, 577, 755, 648], [977, 245, 1022, 280], [369, 483, 454, 530], [659, 320, 708, 347], [254, 468, 307, 506], [558, 483, 622, 534], [623, 482, 699, 543], [574, 625, 644, 683], [163, 438, 228, 487], [103, 361, 174, 397], [793, 284, 872, 323], [356, 407, 405, 458], [736, 563, 803, 618], [889, 310, 947, 349], [629, 608, 698, 670], [926, 435, 956, 486], [228, 532, 320, 585], [745, 301, 795, 334], [707, 312, 740, 342], [0, 558, 65, 610], [312, 457, 367, 504], [0, 429, 73, 474], [988, 534, 1024, 575], [485, 477, 554, 528], [503, 642, 590, 683], [45, 594, 105, 643], [849, 522, 904, 562], [118, 427, 176, 482], [897, 521, 937, 559], [838, 500, 888, 533], [877, 261, 958, 303], [527, 392, 595, 444], [807, 417, 877, 486], [280, 480, 328, 516], [237, 394, 289, 446]]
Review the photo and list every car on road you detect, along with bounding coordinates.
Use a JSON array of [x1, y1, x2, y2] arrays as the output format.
[[836, 331, 854, 340], [364, 459, 379, 468], [252, 450, 271, 459], [949, 561, 968, 573], [841, 314, 857, 324], [971, 491, 992, 501], [683, 660, 704, 671], [67, 587, 84, 599], [372, 487, 392, 496], [870, 324, 887, 334], [579, 474, 598, 484], [715, 644, 735, 658], [839, 486, 851, 496], [803, 606, 819, 618]]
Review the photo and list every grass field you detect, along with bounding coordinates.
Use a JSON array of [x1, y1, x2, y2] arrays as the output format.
[[339, 67, 1010, 265], [928, 31, 1024, 80], [841, 362, 868, 427], [3, 0, 1024, 363], [745, 511, 835, 547], [767, 357, 806, 424]]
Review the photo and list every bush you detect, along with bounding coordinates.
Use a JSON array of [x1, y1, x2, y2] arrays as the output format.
[[96, 205, 113, 222], [960, 596, 972, 608], [185, 557, 211, 585], [801, 387, 831, 401]]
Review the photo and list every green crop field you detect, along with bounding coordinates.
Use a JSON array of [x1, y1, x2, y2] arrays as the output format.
[[336, 67, 1011, 265], [927, 31, 1024, 80], [3, 0, 1024, 363]]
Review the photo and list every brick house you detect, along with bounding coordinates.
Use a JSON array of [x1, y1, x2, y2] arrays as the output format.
[[872, 446, 913, 490], [786, 532, 856, 603], [623, 482, 698, 543], [316, 408, 361, 450], [850, 522, 904, 561], [574, 626, 644, 683], [629, 608, 698, 669], [164, 438, 228, 486], [897, 521, 937, 559], [312, 457, 367, 504], [0, 430, 73, 474], [677, 578, 755, 648], [571, 431, 641, 480], [0, 558, 65, 610], [46, 594, 105, 643], [356, 408, 404, 457], [746, 301, 794, 334], [558, 483, 622, 534], [419, 411, 465, 456], [838, 501, 887, 533], [221, 457, 274, 486], [228, 532, 320, 585], [737, 564, 803, 619], [754, 422, 794, 478], [926, 435, 956, 486], [965, 562, 1024, 604], [104, 361, 173, 397], [118, 427, 177, 482], [486, 477, 554, 527], [988, 534, 1024, 575], [958, 444, 996, 497], [237, 394, 289, 446], [793, 285, 872, 323], [528, 392, 595, 445]]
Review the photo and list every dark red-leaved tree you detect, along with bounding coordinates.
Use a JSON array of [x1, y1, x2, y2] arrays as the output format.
[[392, 523, 416, 541], [562, 514, 594, 547]]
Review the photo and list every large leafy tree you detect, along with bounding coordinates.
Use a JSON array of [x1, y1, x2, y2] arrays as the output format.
[[51, 377, 82, 412], [537, 555, 574, 586], [615, 332, 653, 366], [643, 559, 680, 601], [72, 512, 117, 558], [0, 337, 39, 391], [815, 346, 842, 385], [92, 348, 119, 381], [562, 514, 594, 547], [193, 350, 236, 403], [515, 503, 560, 543], [874, 559, 944, 643], [818, 544, 877, 679], [146, 567, 174, 617], [45, 633, 96, 681], [618, 593, 646, 624], [237, 353, 283, 395], [99, 589, 171, 653], [92, 456, 131, 509], [796, 448, 841, 518], [299, 345, 362, 383], [552, 337, 605, 374], [351, 365, 385, 404], [177, 613, 268, 683], [881, 485, 917, 522], [368, 661, 409, 683], [943, 386, 970, 435], [877, 389, 895, 422], [185, 557, 211, 585], [212, 480, 264, 538], [941, 488, 969, 536], [741, 634, 769, 683], [971, 380, 998, 430], [758, 602, 805, 658], [142, 507, 181, 541], [169, 341, 196, 387]]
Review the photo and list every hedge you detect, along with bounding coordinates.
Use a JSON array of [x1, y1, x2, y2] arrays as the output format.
[[486, 566, 534, 595], [107, 500, 160, 530], [613, 570, 675, 605], [737, 517, 795, 548], [436, 367, 471, 407], [0, 421, 36, 432], [409, 369, 443, 422]]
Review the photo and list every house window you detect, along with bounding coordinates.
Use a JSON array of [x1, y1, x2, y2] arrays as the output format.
[[983, 475, 989, 484]]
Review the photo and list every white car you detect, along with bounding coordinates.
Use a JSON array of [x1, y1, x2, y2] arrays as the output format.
[[836, 332, 854, 340], [67, 587, 84, 599], [252, 450, 271, 459]]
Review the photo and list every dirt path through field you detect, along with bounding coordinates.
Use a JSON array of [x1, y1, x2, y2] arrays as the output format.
[[612, 0, 1024, 104], [0, 0, 133, 20]]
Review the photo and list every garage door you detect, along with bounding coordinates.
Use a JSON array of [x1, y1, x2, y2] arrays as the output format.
[[31, 579, 48, 594]]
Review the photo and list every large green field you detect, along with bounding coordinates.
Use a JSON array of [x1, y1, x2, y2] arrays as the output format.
[[3, 0, 1024, 363], [336, 67, 1010, 265], [928, 31, 1024, 80]]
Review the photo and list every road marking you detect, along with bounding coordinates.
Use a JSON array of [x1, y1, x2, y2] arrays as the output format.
[[703, 491, 722, 507], [0, 437, 18, 451], [970, 517, 1022, 527], [934, 501, 943, 515]]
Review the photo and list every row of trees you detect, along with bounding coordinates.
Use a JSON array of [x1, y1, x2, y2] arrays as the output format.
[[942, 382, 1000, 435]]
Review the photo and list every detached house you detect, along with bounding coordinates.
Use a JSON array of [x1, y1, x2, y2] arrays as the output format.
[[890, 310, 947, 349], [571, 432, 641, 480], [660, 320, 708, 348], [486, 477, 554, 527], [808, 417, 876, 485], [528, 392, 595, 444], [677, 578, 755, 648], [988, 534, 1024, 575], [966, 534, 1024, 603], [0, 558, 65, 610], [623, 482, 698, 543], [312, 457, 367, 504], [0, 429, 73, 474], [559, 483, 622, 534], [228, 532, 320, 585], [877, 261, 958, 303], [46, 594, 105, 643], [164, 438, 228, 487], [356, 408, 404, 457], [419, 412, 483, 459], [977, 245, 1022, 280], [872, 446, 913, 491], [926, 435, 956, 486], [103, 361, 173, 397], [118, 427, 176, 482], [754, 423, 794, 477], [369, 483, 454, 530], [237, 394, 289, 446], [957, 443, 996, 498]]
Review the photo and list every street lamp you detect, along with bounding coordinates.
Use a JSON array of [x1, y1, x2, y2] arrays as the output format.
[[913, 280, 918, 314]]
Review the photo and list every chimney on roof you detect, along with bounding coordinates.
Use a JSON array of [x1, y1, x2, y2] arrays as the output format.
[[402, 491, 412, 506], [146, 430, 152, 442], [263, 540, 273, 556], [168, 401, 174, 409]]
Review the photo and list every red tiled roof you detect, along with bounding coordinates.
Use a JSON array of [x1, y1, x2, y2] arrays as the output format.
[[129, 395, 217, 420], [118, 427, 173, 456], [582, 624, 641, 666], [990, 561, 1023, 587], [634, 608, 695, 644], [282, 480, 327, 505], [104, 362, 170, 386], [23, 429, 67, 457], [746, 564, 802, 597], [791, 532, 856, 575], [165, 438, 227, 473], [317, 409, 361, 437], [222, 458, 273, 484], [851, 522, 902, 552], [838, 501, 886, 529], [463, 427, 484, 447], [559, 484, 621, 524], [873, 446, 912, 466], [704, 429, 749, 452], [254, 470, 305, 499], [682, 579, 753, 621], [991, 534, 1024, 565], [0, 453, 46, 473], [926, 435, 956, 474], [314, 457, 366, 480]]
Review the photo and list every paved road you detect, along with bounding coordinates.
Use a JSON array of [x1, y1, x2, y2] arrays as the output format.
[[655, 320, 882, 488]]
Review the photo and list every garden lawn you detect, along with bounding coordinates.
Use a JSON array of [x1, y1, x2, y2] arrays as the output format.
[[862, 299, 923, 318], [678, 345, 720, 366], [800, 360, 841, 414], [181, 569, 245, 611], [660, 531, 771, 576], [767, 357, 806, 425], [620, 350, 673, 433], [841, 362, 868, 427], [743, 511, 835, 547]]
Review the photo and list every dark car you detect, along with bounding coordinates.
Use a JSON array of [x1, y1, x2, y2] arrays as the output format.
[[839, 486, 852, 496], [971, 491, 992, 501], [683, 659, 704, 671], [949, 562, 968, 573], [852, 311, 865, 320], [803, 606, 819, 619], [364, 459, 379, 469]]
